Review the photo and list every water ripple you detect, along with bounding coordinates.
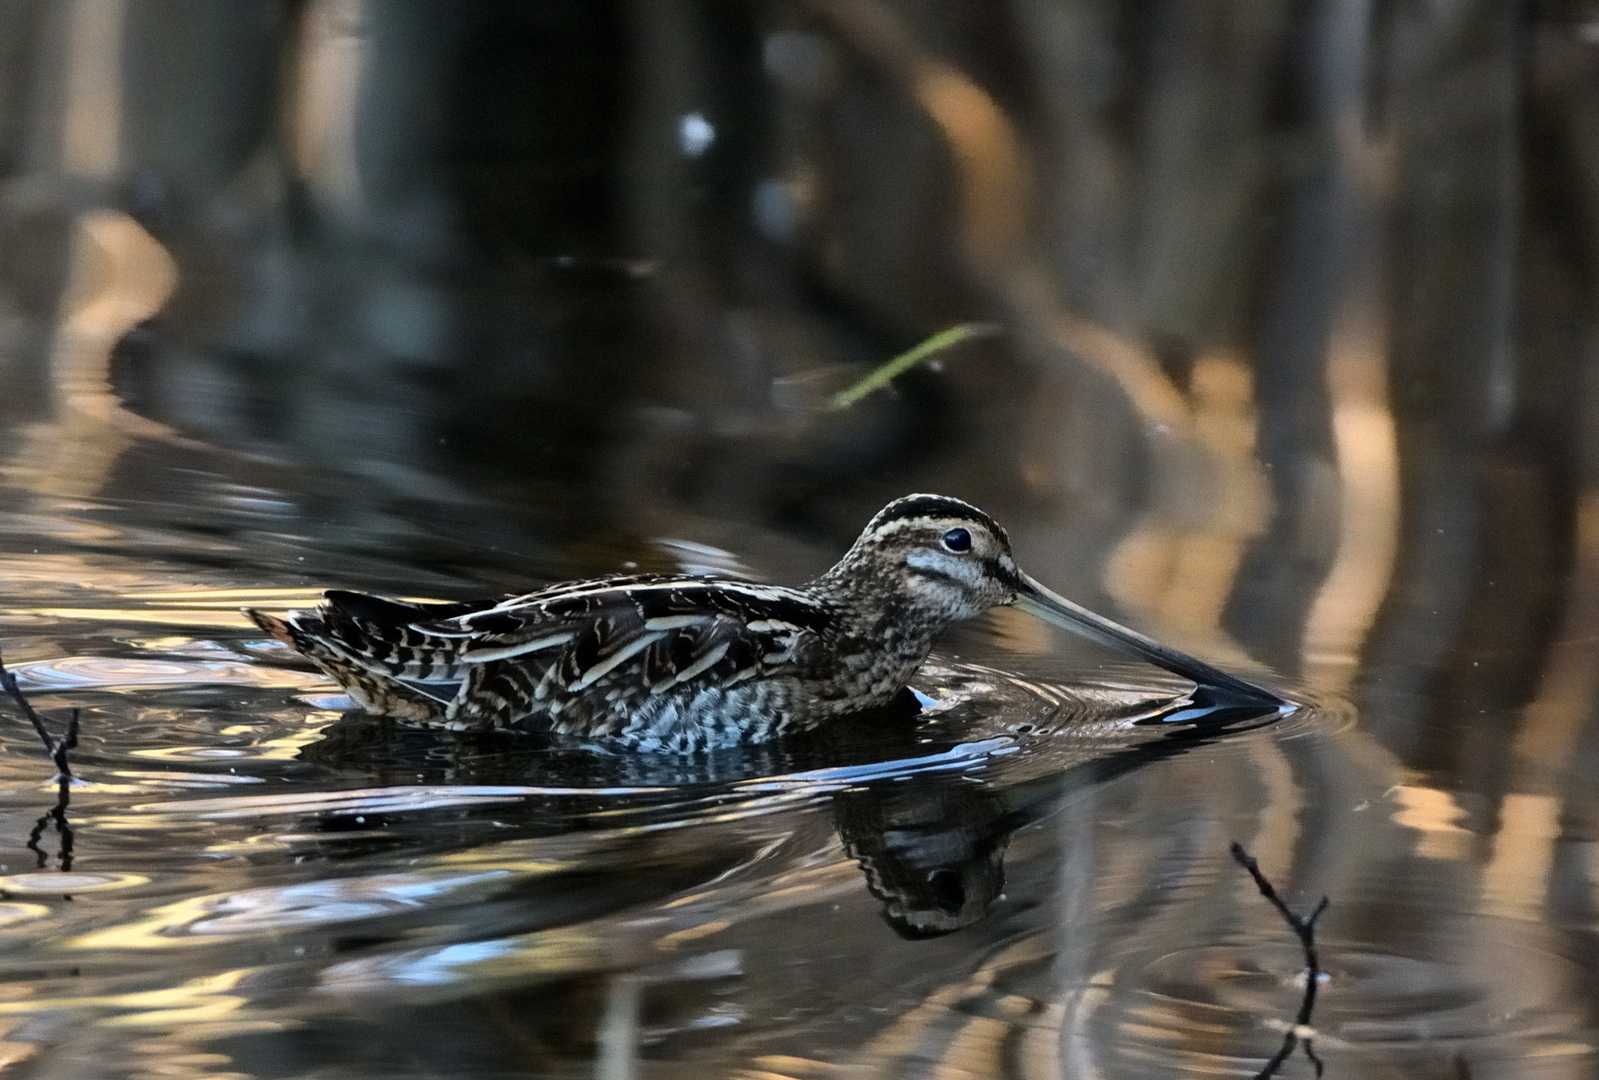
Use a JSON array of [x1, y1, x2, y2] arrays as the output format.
[[1080, 928, 1595, 1072], [131, 786, 577, 819], [15, 655, 326, 692], [0, 872, 148, 895], [69, 870, 515, 947]]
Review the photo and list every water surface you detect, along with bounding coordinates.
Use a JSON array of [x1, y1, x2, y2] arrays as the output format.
[[0, 480, 1581, 1080]]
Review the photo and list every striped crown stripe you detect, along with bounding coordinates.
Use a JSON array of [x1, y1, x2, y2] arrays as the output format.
[[865, 494, 1007, 541]]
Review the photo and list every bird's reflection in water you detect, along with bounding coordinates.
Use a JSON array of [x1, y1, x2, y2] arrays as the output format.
[[835, 697, 1282, 937], [293, 689, 1281, 938], [834, 777, 1008, 938]]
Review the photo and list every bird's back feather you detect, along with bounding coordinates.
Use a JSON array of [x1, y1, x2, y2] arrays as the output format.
[[246, 576, 841, 741]]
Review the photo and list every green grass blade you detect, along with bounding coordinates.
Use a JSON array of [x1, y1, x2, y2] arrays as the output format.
[[826, 323, 1000, 410]]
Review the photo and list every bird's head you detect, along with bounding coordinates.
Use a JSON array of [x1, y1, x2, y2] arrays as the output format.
[[829, 494, 1023, 623], [829, 493, 1292, 711]]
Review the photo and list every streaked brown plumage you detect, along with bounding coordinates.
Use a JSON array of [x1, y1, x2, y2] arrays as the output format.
[[247, 494, 1289, 753]]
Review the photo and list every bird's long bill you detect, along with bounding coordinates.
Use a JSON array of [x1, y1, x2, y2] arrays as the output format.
[[1013, 572, 1293, 711]]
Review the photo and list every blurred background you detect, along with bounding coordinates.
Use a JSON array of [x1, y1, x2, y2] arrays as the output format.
[[1, 1, 1598, 1077], [3, 0, 1593, 690]]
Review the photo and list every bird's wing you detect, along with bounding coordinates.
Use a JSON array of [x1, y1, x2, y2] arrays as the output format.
[[416, 577, 824, 666], [305, 590, 510, 688], [419, 577, 833, 724]]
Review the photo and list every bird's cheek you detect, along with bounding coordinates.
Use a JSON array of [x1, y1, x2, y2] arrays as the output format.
[[981, 582, 1016, 611], [964, 590, 997, 620]]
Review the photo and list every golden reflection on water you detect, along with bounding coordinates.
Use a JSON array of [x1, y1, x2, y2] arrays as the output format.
[[1482, 493, 1599, 919], [129, 721, 332, 764], [1390, 784, 1473, 862], [0, 578, 327, 633], [1241, 737, 1304, 886], [1104, 351, 1270, 669], [845, 935, 1055, 1078], [0, 872, 146, 895], [1300, 296, 1400, 691], [1514, 496, 1599, 771], [1482, 793, 1561, 920], [0, 968, 260, 1030], [18, 209, 179, 500]]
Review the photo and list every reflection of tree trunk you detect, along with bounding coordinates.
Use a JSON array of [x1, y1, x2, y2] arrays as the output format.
[[19, 210, 178, 499], [814, 0, 1276, 680]]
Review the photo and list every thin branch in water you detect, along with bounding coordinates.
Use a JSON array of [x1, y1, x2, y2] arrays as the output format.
[[0, 649, 79, 875], [827, 323, 1001, 410], [1231, 842, 1329, 1080], [0, 654, 78, 779]]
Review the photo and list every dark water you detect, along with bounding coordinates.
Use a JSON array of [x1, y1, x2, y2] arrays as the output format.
[[0, 478, 1581, 1080]]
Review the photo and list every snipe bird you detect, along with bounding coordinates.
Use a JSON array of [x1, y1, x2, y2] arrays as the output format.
[[247, 494, 1289, 753]]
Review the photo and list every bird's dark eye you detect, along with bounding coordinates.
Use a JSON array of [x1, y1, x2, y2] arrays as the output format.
[[942, 528, 972, 552]]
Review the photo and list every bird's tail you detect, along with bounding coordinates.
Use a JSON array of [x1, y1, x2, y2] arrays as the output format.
[[245, 607, 297, 647], [243, 601, 452, 723]]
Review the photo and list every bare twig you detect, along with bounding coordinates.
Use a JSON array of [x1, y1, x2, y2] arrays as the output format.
[[1231, 842, 1329, 1079], [0, 654, 77, 778], [0, 650, 79, 875]]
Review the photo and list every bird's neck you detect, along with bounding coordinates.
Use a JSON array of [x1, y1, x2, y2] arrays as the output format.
[[807, 555, 958, 657]]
